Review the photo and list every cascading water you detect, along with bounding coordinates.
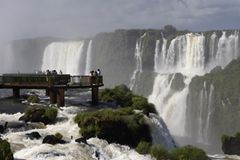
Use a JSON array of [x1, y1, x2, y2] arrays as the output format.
[[129, 33, 146, 90], [85, 40, 93, 75], [148, 31, 240, 144], [41, 41, 86, 75]]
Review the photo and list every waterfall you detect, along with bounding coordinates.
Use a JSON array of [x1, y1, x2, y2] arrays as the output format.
[[41, 41, 85, 75], [85, 40, 92, 75], [149, 31, 240, 141], [147, 113, 176, 150], [129, 33, 146, 90], [154, 38, 167, 72], [216, 31, 239, 66]]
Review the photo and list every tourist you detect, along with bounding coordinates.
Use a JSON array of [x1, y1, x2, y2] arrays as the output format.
[[97, 69, 101, 76]]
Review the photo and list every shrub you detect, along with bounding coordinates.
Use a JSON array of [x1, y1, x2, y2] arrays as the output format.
[[170, 145, 208, 160], [19, 106, 58, 124], [99, 84, 157, 114], [45, 107, 58, 122], [100, 84, 133, 107], [74, 108, 152, 147], [136, 141, 151, 154], [132, 96, 157, 114], [0, 138, 13, 160], [221, 134, 230, 144], [54, 132, 63, 140], [235, 132, 240, 139], [27, 95, 39, 103], [150, 144, 171, 160]]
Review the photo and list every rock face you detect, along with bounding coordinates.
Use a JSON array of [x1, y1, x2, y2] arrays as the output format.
[[222, 136, 240, 155], [42, 135, 66, 145], [186, 58, 240, 151]]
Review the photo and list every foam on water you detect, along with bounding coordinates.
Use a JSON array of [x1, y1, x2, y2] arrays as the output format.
[[1, 106, 154, 160]]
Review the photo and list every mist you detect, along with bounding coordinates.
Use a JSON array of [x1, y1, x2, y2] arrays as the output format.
[[0, 0, 240, 73]]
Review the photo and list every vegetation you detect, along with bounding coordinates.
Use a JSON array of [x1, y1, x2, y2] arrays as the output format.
[[0, 138, 13, 160], [45, 107, 58, 122], [19, 106, 58, 124], [99, 84, 157, 114], [27, 94, 39, 103], [150, 144, 171, 160], [74, 108, 152, 147], [54, 132, 63, 140], [171, 145, 208, 160], [135, 141, 151, 154], [135, 143, 208, 160]]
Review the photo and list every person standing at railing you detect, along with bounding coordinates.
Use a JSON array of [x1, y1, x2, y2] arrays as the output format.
[[97, 69, 101, 76]]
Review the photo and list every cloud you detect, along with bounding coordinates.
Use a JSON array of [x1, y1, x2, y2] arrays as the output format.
[[0, 0, 240, 41]]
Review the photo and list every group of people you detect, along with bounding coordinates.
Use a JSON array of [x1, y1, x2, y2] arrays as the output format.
[[46, 70, 63, 75], [44, 69, 101, 76], [90, 69, 101, 76]]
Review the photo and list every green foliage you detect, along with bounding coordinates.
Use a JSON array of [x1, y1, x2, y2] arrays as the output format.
[[235, 132, 240, 139], [0, 138, 13, 160], [74, 108, 152, 147], [100, 84, 157, 114], [27, 95, 39, 103], [100, 84, 133, 107], [132, 96, 157, 114], [45, 107, 58, 122], [136, 143, 208, 160], [170, 145, 208, 160], [150, 144, 171, 160], [54, 132, 63, 140], [221, 134, 230, 144], [20, 106, 58, 124], [136, 141, 151, 154]]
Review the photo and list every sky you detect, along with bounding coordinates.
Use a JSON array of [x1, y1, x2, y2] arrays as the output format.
[[0, 0, 240, 41]]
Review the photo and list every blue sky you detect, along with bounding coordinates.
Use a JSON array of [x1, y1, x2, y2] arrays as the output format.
[[0, 0, 240, 40]]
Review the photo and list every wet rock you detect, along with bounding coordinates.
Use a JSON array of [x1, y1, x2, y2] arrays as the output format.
[[26, 122, 46, 129], [42, 135, 66, 145], [26, 132, 41, 140], [75, 137, 87, 144], [222, 136, 240, 155], [210, 66, 222, 74], [170, 73, 185, 91], [0, 122, 8, 134]]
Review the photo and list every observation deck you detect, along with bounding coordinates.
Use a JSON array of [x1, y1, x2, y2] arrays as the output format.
[[0, 73, 104, 107]]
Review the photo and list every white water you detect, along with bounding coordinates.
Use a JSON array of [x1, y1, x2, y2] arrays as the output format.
[[85, 40, 93, 75], [149, 31, 240, 141], [41, 41, 85, 75], [147, 113, 176, 150], [1, 106, 153, 160], [129, 33, 146, 90]]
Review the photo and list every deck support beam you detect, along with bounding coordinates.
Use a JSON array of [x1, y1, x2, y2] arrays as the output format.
[[92, 86, 99, 105], [12, 88, 20, 98], [49, 88, 57, 104], [57, 88, 65, 107]]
